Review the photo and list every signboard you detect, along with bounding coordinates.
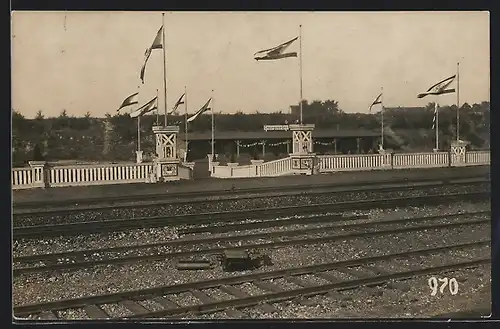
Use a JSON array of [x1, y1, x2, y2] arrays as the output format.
[[263, 125, 290, 131]]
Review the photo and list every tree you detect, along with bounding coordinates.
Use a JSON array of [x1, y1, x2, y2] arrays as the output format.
[[35, 110, 44, 120], [32, 143, 44, 161]]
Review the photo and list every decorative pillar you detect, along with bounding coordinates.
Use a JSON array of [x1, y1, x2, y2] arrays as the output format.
[[28, 161, 47, 188], [261, 140, 266, 158], [288, 124, 316, 175], [450, 140, 468, 167], [152, 125, 181, 182]]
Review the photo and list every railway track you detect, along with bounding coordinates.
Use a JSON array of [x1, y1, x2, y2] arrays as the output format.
[[13, 176, 489, 216], [13, 210, 490, 276], [14, 240, 490, 319], [13, 190, 490, 240]]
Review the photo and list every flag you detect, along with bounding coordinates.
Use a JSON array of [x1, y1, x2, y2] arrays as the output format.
[[117, 92, 139, 111], [369, 93, 382, 113], [431, 103, 438, 130], [169, 93, 185, 114], [254, 37, 298, 61], [140, 26, 163, 84], [187, 98, 211, 123], [417, 75, 456, 99], [130, 96, 157, 118]]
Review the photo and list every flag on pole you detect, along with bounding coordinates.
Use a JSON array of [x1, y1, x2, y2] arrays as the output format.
[[417, 75, 456, 99], [369, 93, 382, 113], [117, 92, 139, 111], [431, 103, 438, 130], [140, 26, 163, 84], [169, 93, 185, 114], [254, 37, 298, 61], [187, 98, 211, 123], [130, 96, 158, 118]]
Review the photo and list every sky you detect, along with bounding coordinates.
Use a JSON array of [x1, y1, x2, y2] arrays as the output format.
[[11, 11, 490, 118]]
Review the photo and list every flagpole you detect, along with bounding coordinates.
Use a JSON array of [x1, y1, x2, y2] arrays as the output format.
[[456, 62, 460, 142], [137, 115, 141, 153], [435, 101, 439, 151], [162, 13, 168, 127], [211, 90, 215, 160], [299, 24, 303, 125], [136, 84, 141, 156], [381, 87, 384, 150], [156, 89, 159, 125], [184, 85, 188, 162]]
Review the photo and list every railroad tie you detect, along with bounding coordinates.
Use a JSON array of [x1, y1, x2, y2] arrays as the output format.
[[152, 297, 179, 310], [364, 265, 410, 291], [189, 289, 244, 318], [119, 300, 150, 316], [83, 305, 109, 319], [253, 279, 314, 307], [284, 276, 318, 306], [218, 285, 278, 314], [312, 272, 346, 300], [37, 311, 58, 320]]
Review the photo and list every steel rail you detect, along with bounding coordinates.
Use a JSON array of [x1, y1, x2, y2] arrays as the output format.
[[13, 177, 490, 216], [13, 240, 490, 317], [13, 191, 491, 240], [13, 216, 490, 276]]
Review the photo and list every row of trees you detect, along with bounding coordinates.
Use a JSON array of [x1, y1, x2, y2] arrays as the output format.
[[12, 100, 490, 165]]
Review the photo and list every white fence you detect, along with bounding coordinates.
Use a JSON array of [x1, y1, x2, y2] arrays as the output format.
[[48, 163, 154, 187], [11, 150, 490, 189], [210, 150, 490, 179], [466, 151, 490, 166], [392, 152, 449, 169], [260, 157, 293, 176], [318, 154, 391, 172]]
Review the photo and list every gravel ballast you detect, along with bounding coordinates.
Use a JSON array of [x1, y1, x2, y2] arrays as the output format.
[[13, 183, 489, 226], [13, 201, 490, 258], [13, 207, 490, 308]]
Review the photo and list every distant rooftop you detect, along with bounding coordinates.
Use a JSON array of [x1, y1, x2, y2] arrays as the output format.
[[180, 128, 380, 141]]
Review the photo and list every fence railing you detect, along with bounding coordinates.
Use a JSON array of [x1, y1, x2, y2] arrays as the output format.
[[48, 163, 154, 187], [260, 157, 293, 177], [318, 154, 391, 172], [12, 149, 491, 189], [465, 151, 490, 166], [392, 152, 449, 169]]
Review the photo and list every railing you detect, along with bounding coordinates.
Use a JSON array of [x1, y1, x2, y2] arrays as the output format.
[[12, 168, 35, 190], [259, 157, 293, 177], [466, 151, 490, 166], [49, 163, 154, 187], [318, 154, 391, 172], [392, 152, 449, 169]]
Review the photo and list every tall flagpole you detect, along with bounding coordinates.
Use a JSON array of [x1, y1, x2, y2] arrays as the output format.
[[155, 89, 159, 125], [136, 84, 141, 156], [184, 86, 188, 162], [380, 87, 384, 150], [211, 90, 215, 160], [435, 101, 439, 151], [137, 115, 141, 153], [456, 62, 460, 141], [162, 13, 168, 127], [299, 24, 303, 125]]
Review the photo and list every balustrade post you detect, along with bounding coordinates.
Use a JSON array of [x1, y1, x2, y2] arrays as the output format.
[[28, 161, 48, 188]]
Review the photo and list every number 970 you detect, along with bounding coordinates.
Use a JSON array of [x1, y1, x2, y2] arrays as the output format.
[[428, 277, 459, 296]]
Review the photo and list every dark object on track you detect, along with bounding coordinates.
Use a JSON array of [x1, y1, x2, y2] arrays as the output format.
[[222, 250, 252, 272], [176, 260, 213, 271]]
